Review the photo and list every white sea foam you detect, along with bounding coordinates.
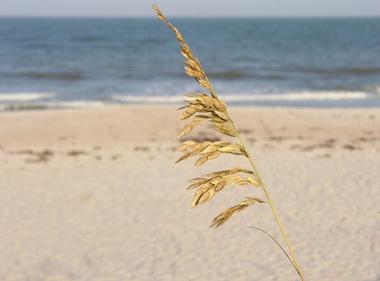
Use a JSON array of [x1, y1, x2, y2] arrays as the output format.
[[112, 95, 183, 103], [45, 101, 107, 108], [0, 100, 107, 112], [112, 91, 369, 103], [221, 91, 369, 101], [0, 91, 371, 112], [0, 92, 56, 102]]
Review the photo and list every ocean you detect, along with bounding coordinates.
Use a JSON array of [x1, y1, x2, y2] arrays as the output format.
[[0, 17, 379, 109]]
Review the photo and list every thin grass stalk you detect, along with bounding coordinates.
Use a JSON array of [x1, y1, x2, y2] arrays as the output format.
[[201, 82, 306, 280], [249, 226, 300, 277], [217, 90, 305, 281], [235, 130, 305, 280], [179, 43, 306, 281], [153, 4, 305, 280]]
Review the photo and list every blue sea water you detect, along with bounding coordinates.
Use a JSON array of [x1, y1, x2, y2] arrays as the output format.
[[0, 17, 380, 109]]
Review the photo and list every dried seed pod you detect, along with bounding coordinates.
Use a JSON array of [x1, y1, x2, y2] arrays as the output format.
[[188, 169, 260, 207], [210, 197, 265, 228], [206, 151, 221, 160], [177, 117, 205, 138], [153, 5, 214, 95], [192, 186, 216, 207], [213, 121, 237, 137], [204, 167, 253, 178], [177, 141, 247, 165], [195, 156, 208, 166], [218, 144, 247, 156], [177, 140, 197, 151], [178, 91, 237, 137]]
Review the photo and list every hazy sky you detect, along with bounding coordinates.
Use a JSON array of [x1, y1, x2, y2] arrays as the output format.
[[1, 0, 380, 17]]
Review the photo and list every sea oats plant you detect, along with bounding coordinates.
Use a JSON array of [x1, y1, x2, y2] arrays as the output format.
[[153, 5, 305, 281]]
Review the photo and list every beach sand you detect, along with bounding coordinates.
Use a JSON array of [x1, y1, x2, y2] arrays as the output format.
[[0, 105, 379, 281]]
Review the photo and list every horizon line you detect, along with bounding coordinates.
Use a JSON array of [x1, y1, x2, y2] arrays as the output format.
[[0, 14, 379, 19]]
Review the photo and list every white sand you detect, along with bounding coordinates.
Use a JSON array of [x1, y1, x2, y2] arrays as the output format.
[[0, 105, 379, 281]]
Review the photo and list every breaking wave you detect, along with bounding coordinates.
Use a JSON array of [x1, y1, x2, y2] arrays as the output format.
[[0, 92, 56, 102], [112, 91, 369, 104]]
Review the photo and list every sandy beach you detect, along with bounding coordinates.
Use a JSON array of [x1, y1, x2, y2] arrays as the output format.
[[0, 105, 379, 281]]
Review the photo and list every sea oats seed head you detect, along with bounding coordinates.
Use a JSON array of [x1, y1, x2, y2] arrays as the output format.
[[153, 5, 215, 96], [210, 197, 265, 228], [188, 170, 261, 207], [176, 141, 249, 165], [155, 7, 304, 280]]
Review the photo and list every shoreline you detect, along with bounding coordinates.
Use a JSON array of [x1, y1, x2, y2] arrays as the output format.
[[0, 104, 379, 149], [2, 102, 380, 112], [1, 89, 380, 112]]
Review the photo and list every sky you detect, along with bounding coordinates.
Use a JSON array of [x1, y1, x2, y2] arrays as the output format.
[[1, 0, 380, 17]]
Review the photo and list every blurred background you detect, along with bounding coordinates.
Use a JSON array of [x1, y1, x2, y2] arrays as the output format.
[[0, 0, 380, 109]]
